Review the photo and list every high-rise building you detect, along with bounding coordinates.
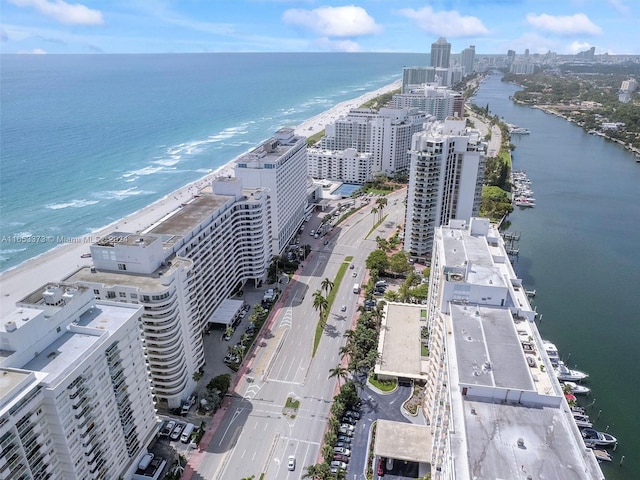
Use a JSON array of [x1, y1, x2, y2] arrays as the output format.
[[460, 45, 476, 76], [507, 49, 516, 64], [404, 118, 485, 261], [235, 128, 309, 255], [317, 108, 427, 177], [419, 218, 605, 479], [307, 147, 372, 184], [430, 37, 451, 68], [66, 178, 272, 408], [402, 66, 438, 93], [391, 85, 463, 120], [0, 284, 157, 479]]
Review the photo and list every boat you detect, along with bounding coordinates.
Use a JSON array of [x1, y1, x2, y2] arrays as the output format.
[[582, 428, 617, 448], [543, 340, 561, 366], [589, 448, 613, 463], [572, 413, 593, 428], [514, 197, 536, 207], [563, 381, 591, 396], [555, 362, 589, 382], [510, 126, 531, 135]]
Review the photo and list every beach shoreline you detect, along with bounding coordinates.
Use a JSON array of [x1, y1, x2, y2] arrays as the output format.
[[0, 79, 401, 313]]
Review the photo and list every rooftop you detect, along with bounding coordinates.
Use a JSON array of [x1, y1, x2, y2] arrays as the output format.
[[450, 303, 534, 391], [374, 419, 432, 463], [456, 399, 604, 479], [376, 303, 428, 380]]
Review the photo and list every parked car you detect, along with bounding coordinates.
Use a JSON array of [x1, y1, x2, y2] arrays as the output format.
[[335, 441, 350, 449], [337, 435, 352, 443], [340, 423, 355, 431], [345, 410, 360, 419], [333, 447, 351, 456], [170, 422, 185, 441], [330, 461, 347, 470], [377, 458, 385, 476], [341, 416, 357, 425], [338, 427, 354, 436], [287, 455, 296, 471], [333, 454, 349, 463]]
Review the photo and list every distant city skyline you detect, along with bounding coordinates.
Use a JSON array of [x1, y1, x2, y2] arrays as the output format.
[[0, 0, 638, 55]]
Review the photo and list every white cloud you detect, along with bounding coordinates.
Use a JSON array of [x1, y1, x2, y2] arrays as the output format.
[[607, 0, 630, 14], [9, 0, 103, 25], [397, 6, 489, 37], [526, 13, 602, 35], [567, 41, 593, 54], [282, 5, 381, 37], [314, 37, 361, 52], [17, 48, 47, 54]]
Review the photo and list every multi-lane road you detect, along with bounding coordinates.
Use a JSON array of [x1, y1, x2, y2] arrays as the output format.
[[189, 189, 407, 480]]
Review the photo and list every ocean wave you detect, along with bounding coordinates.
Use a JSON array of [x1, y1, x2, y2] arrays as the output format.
[[152, 157, 181, 167], [46, 199, 99, 210], [122, 166, 165, 178], [0, 247, 28, 255], [97, 188, 155, 200]]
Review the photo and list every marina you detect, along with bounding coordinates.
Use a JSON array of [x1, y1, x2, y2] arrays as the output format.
[[511, 170, 536, 207]]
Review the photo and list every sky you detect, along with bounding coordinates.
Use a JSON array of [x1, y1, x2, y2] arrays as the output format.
[[0, 0, 638, 55]]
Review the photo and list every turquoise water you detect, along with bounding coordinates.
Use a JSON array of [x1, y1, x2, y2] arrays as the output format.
[[473, 74, 640, 479], [0, 53, 427, 271]]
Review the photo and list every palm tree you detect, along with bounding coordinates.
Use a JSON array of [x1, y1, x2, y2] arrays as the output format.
[[312, 290, 328, 324], [371, 206, 378, 225], [328, 364, 349, 387], [320, 277, 334, 296], [224, 326, 234, 338], [303, 462, 332, 479], [376, 196, 388, 223]]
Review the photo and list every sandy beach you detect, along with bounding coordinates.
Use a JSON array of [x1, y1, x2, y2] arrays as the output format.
[[0, 79, 401, 315]]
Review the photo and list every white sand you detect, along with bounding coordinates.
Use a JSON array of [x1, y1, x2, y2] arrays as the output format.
[[0, 80, 402, 314]]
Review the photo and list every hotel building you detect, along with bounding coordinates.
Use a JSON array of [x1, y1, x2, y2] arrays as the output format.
[[391, 85, 464, 121], [66, 178, 272, 408], [404, 117, 486, 262], [0, 284, 157, 480], [234, 128, 308, 255], [423, 218, 604, 479], [314, 108, 427, 179], [306, 147, 372, 185], [370, 219, 604, 479], [431, 37, 451, 69]]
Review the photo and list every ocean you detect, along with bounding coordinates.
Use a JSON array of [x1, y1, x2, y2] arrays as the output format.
[[0, 52, 427, 272], [473, 74, 640, 480]]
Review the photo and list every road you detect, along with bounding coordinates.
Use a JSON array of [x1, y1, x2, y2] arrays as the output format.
[[186, 190, 408, 480]]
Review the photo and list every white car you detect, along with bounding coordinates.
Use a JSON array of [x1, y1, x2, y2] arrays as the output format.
[[330, 460, 347, 470], [333, 447, 351, 456], [287, 455, 296, 471], [340, 305, 347, 312]]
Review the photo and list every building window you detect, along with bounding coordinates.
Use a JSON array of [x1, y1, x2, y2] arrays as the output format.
[[93, 289, 100, 295], [118, 263, 127, 271], [107, 291, 116, 299], [119, 292, 126, 298]]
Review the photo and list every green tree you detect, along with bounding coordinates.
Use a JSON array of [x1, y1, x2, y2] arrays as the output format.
[[366, 249, 389, 273], [303, 462, 332, 479], [312, 290, 329, 324], [321, 277, 334, 296], [388, 251, 410, 275], [328, 364, 349, 387]]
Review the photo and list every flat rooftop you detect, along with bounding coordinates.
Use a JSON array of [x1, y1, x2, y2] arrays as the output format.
[[458, 399, 603, 479], [450, 303, 534, 391], [374, 419, 432, 463], [21, 302, 140, 387], [440, 226, 494, 268], [65, 257, 190, 290], [0, 368, 32, 399], [376, 303, 427, 379], [147, 193, 229, 239], [208, 298, 244, 326]]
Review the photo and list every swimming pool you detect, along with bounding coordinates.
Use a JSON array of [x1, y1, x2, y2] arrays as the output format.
[[331, 183, 362, 197]]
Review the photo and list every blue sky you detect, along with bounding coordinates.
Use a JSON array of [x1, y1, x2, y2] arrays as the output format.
[[1, 0, 637, 55]]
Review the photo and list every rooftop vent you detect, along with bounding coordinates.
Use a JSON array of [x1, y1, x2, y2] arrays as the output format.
[[5, 321, 17, 332]]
